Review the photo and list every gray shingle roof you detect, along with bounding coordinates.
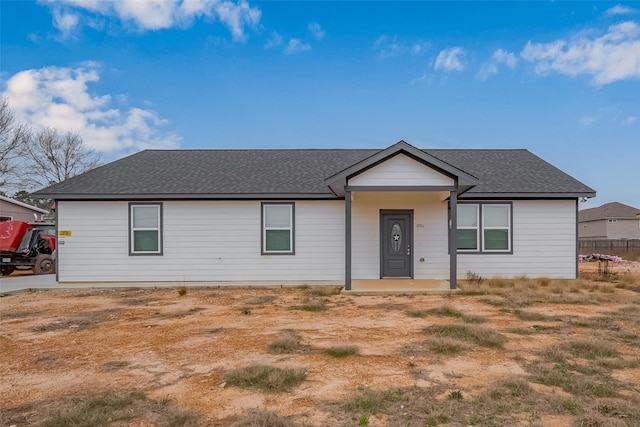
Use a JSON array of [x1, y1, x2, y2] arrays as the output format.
[[579, 202, 640, 222], [34, 147, 595, 200]]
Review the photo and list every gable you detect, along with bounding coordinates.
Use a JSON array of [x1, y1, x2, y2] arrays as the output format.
[[348, 153, 454, 187]]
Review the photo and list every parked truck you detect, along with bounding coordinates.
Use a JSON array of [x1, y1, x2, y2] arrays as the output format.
[[0, 220, 56, 276]]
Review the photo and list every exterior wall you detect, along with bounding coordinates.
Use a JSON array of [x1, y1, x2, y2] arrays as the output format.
[[0, 200, 45, 222], [57, 197, 579, 283], [458, 199, 577, 278], [579, 219, 607, 239], [57, 200, 345, 282], [579, 219, 640, 239], [606, 219, 640, 239], [349, 154, 454, 187], [351, 192, 450, 280]]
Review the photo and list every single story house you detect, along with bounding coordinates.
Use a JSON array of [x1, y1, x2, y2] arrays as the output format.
[[0, 195, 49, 223], [34, 141, 595, 289], [578, 202, 640, 240]]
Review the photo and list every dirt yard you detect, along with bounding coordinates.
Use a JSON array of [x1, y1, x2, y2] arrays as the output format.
[[1, 267, 640, 426]]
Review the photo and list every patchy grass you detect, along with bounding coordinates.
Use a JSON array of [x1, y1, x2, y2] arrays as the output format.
[[267, 330, 304, 354], [567, 340, 621, 359], [407, 305, 486, 323], [325, 345, 359, 358], [304, 286, 342, 297], [512, 309, 559, 322], [35, 390, 197, 427], [424, 323, 506, 348], [344, 388, 403, 415], [428, 337, 467, 355], [294, 296, 327, 312], [225, 365, 307, 392], [244, 294, 278, 305], [231, 410, 297, 427]]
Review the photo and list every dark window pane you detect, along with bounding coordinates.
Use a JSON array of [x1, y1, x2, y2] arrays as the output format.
[[266, 230, 291, 251], [457, 229, 477, 250], [134, 230, 159, 252], [484, 229, 508, 250]]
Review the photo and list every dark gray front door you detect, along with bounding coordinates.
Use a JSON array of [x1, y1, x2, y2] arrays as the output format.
[[380, 211, 412, 278]]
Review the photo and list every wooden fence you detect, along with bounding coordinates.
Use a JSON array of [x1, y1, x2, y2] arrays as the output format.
[[578, 239, 640, 251]]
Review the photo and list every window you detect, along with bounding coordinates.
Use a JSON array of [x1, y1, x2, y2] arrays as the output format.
[[457, 204, 479, 250], [262, 203, 294, 254], [457, 203, 511, 253], [607, 219, 617, 224], [129, 203, 162, 255], [482, 205, 510, 251], [0, 216, 12, 222]]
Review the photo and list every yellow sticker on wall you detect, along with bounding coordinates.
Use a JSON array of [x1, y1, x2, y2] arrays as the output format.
[[58, 230, 72, 236]]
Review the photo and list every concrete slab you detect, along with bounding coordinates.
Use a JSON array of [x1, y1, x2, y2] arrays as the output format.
[[0, 274, 58, 293], [347, 278, 454, 293]]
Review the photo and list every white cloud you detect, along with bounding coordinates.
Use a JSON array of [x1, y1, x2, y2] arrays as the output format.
[[624, 115, 637, 124], [38, 0, 261, 41], [2, 65, 180, 153], [605, 4, 636, 15], [434, 47, 466, 71], [308, 22, 325, 40], [579, 115, 598, 126], [51, 7, 79, 39], [476, 48, 518, 80], [521, 21, 640, 85], [264, 31, 283, 49], [374, 35, 430, 59], [284, 38, 311, 55]]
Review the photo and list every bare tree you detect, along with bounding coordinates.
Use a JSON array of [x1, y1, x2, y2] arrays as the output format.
[[0, 97, 30, 188], [25, 127, 101, 188]]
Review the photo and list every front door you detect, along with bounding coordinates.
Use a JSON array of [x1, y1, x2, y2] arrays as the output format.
[[380, 210, 413, 278]]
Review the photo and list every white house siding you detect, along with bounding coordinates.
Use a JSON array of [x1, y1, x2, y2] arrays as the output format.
[[348, 154, 454, 187], [351, 192, 450, 280], [56, 200, 345, 282], [457, 200, 577, 279]]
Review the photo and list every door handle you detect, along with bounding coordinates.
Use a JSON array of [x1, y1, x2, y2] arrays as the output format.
[[407, 244, 411, 256]]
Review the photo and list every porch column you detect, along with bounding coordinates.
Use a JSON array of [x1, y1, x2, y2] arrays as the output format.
[[449, 190, 457, 289], [345, 190, 352, 290]]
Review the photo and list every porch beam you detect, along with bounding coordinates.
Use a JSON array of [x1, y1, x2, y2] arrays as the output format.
[[449, 189, 458, 289], [345, 185, 456, 192], [345, 190, 352, 291]]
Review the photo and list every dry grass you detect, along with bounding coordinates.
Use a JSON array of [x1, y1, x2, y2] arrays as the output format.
[[267, 329, 304, 354], [225, 365, 307, 392], [424, 323, 506, 348], [325, 345, 359, 358]]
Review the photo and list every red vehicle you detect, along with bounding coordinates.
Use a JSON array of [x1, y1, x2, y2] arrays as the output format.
[[0, 220, 56, 276]]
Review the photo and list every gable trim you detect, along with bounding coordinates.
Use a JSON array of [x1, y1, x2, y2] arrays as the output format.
[[325, 141, 478, 197]]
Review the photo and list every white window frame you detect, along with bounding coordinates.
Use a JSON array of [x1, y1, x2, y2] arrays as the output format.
[[481, 204, 511, 252], [129, 203, 162, 256], [457, 204, 480, 252], [261, 203, 294, 255], [457, 202, 512, 254]]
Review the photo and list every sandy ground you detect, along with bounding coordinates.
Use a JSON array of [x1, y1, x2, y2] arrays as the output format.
[[1, 270, 640, 426]]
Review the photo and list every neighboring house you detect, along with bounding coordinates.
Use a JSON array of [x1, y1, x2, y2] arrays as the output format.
[[34, 141, 595, 288], [578, 202, 640, 240], [0, 195, 48, 223]]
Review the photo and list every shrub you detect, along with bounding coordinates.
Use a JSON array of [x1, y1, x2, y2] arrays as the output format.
[[267, 330, 304, 354]]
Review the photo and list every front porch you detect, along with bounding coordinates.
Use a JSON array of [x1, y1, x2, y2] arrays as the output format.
[[347, 278, 453, 293]]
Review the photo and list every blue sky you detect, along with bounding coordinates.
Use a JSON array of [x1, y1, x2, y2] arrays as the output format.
[[1, 1, 639, 209]]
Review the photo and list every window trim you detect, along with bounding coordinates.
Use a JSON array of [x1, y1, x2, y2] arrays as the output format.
[[129, 202, 163, 256], [261, 202, 295, 255], [457, 202, 513, 254]]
